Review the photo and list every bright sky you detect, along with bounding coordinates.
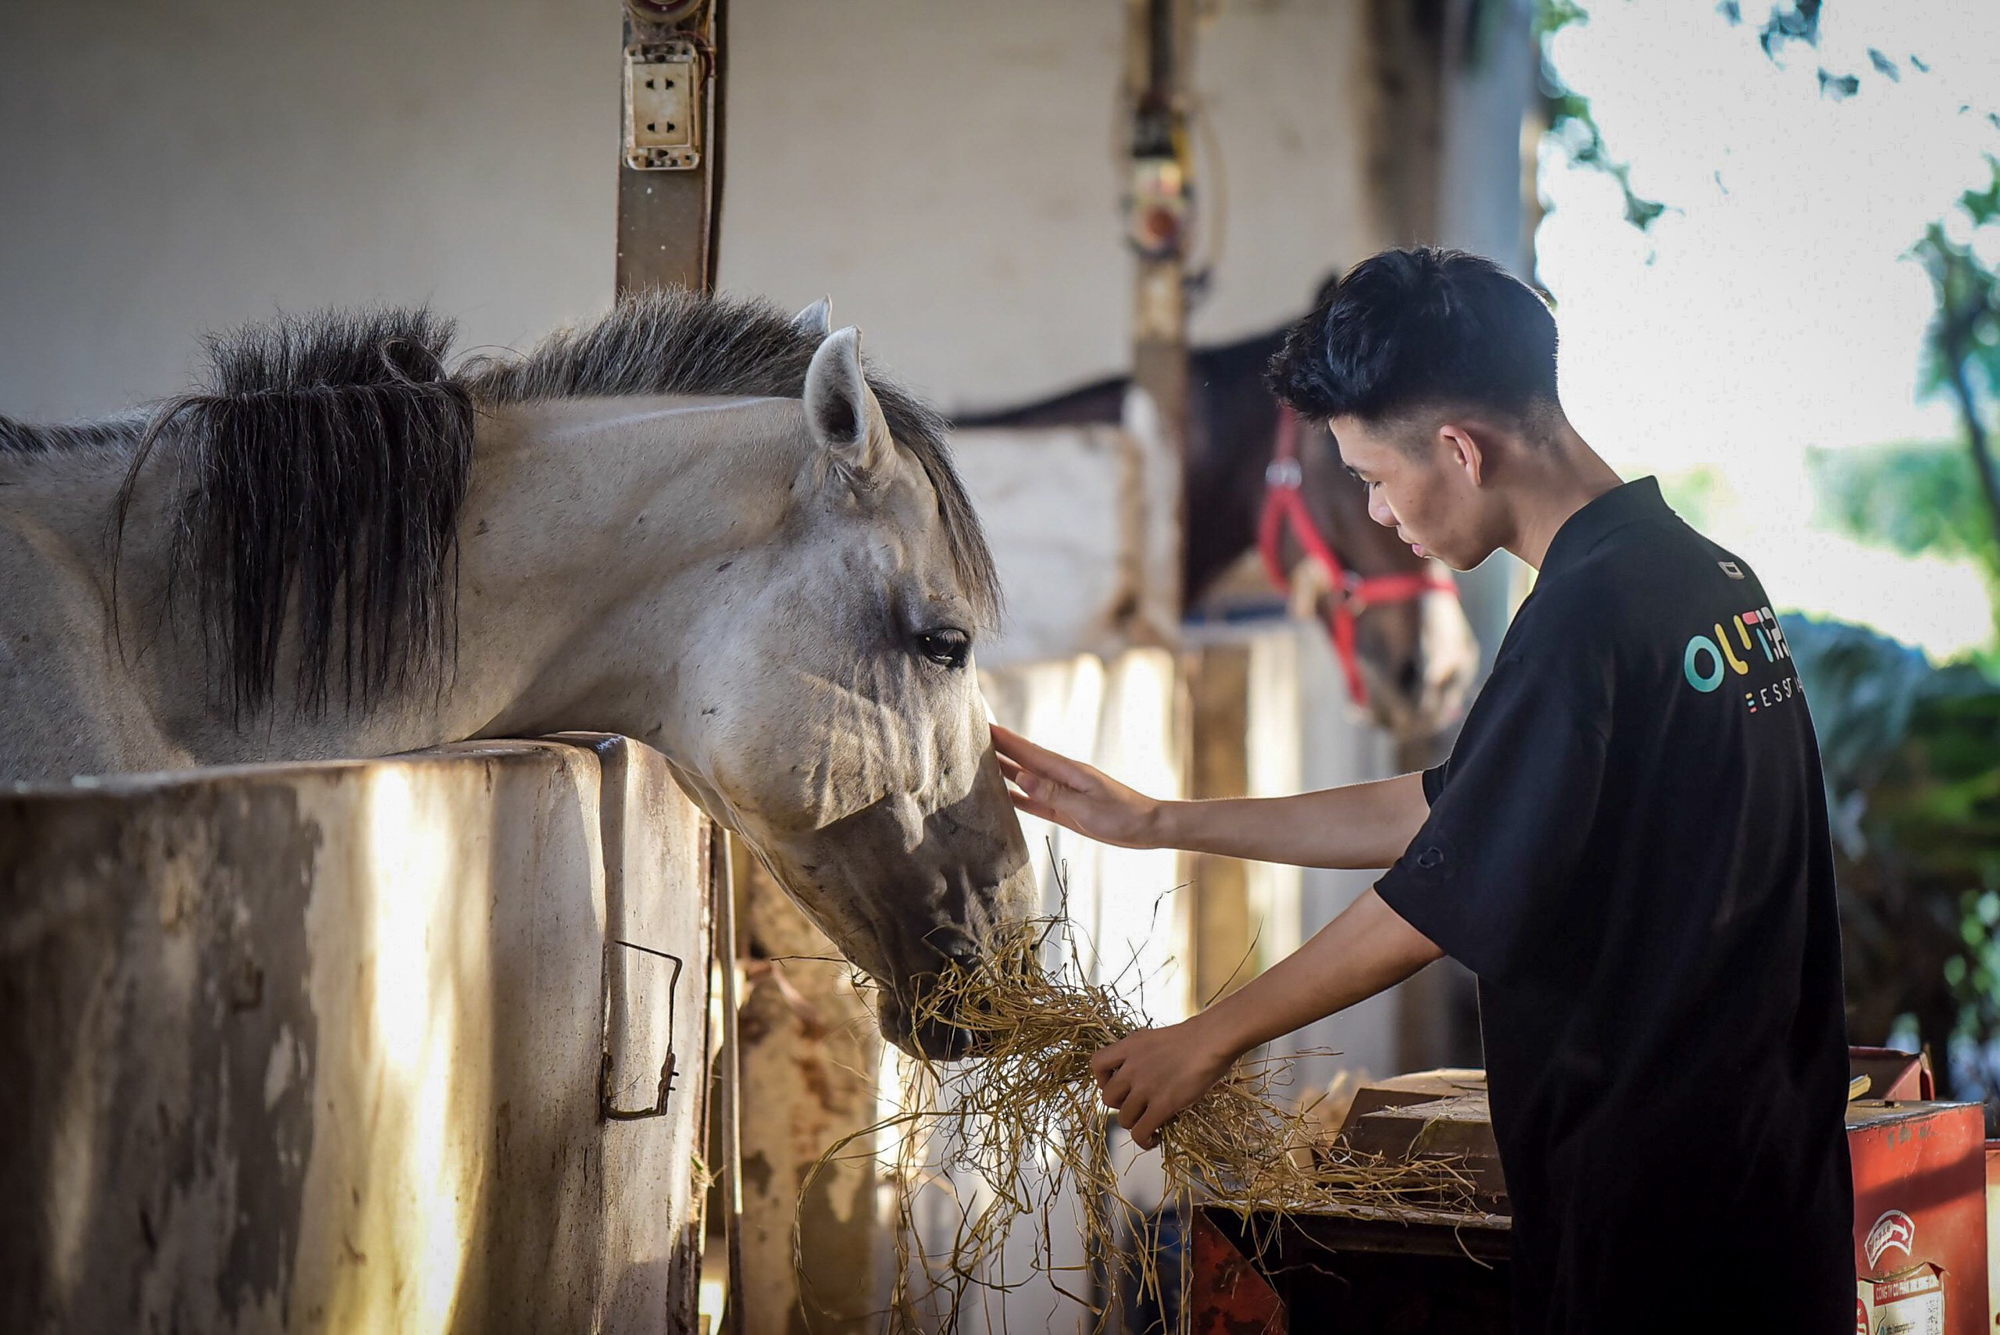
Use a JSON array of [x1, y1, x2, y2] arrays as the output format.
[[1534, 1, 2000, 659]]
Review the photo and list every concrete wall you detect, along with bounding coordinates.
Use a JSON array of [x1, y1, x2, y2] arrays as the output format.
[[0, 0, 1378, 423], [0, 736, 711, 1335], [951, 405, 1180, 667]]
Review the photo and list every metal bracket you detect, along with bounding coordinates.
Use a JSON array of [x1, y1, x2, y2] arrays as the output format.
[[601, 938, 685, 1121], [624, 41, 703, 171]]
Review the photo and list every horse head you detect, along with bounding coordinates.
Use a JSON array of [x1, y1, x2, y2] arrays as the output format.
[[1280, 413, 1478, 744], [657, 304, 1038, 1060]]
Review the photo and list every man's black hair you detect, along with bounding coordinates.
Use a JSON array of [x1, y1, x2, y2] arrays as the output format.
[[1267, 247, 1560, 427]]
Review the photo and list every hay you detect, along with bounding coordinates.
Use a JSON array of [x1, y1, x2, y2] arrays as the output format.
[[798, 897, 1474, 1333]]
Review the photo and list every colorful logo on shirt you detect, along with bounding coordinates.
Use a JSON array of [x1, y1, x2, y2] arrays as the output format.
[[1683, 604, 1791, 693], [1863, 1210, 1915, 1270]]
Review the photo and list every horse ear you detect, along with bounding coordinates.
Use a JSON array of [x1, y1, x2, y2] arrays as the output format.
[[803, 326, 895, 485], [792, 296, 832, 337]]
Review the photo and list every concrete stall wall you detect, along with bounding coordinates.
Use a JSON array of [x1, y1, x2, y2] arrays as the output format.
[[0, 736, 712, 1335], [0, 0, 1382, 423]]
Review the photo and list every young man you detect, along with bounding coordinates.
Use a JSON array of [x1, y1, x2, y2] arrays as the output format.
[[992, 248, 1855, 1329]]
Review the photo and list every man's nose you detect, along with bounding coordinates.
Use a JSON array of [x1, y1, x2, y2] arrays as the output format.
[[1371, 496, 1398, 528]]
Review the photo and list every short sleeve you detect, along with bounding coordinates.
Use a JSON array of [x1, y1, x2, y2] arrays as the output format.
[[1376, 600, 1614, 984]]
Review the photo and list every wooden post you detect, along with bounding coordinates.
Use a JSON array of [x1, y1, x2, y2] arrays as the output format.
[[616, 0, 727, 294], [1123, 0, 1195, 622]]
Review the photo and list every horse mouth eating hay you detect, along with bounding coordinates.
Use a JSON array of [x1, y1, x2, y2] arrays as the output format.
[[0, 291, 1036, 1059]]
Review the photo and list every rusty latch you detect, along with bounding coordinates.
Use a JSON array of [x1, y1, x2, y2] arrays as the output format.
[[601, 938, 685, 1122]]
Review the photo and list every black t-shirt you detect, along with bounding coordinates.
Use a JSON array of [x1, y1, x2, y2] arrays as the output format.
[[1375, 477, 1854, 1332]]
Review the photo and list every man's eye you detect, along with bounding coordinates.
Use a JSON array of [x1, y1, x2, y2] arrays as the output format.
[[913, 628, 970, 669]]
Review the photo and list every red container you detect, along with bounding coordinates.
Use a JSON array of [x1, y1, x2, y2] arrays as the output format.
[[1847, 1099, 1987, 1334]]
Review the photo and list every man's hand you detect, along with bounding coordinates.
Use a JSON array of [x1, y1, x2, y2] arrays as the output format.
[[1089, 1017, 1238, 1150], [992, 724, 1166, 849]]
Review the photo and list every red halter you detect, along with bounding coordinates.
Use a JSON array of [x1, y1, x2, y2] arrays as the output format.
[[1257, 407, 1459, 707]]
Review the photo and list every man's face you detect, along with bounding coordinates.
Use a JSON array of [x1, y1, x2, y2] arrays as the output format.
[[1329, 413, 1494, 572]]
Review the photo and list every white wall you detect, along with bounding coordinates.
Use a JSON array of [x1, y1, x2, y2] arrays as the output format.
[[1, 0, 1379, 423], [0, 1, 619, 422], [720, 0, 1379, 410]]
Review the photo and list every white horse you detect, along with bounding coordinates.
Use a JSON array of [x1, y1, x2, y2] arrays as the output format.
[[0, 291, 1036, 1057]]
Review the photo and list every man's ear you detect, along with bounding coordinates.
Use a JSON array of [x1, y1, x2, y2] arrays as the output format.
[[1440, 424, 1486, 487]]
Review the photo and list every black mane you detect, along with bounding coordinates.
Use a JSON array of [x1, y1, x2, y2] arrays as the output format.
[[10, 291, 997, 721], [118, 308, 473, 720]]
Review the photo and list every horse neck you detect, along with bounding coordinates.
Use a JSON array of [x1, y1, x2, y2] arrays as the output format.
[[446, 394, 808, 747], [1183, 331, 1287, 601], [5, 394, 807, 774]]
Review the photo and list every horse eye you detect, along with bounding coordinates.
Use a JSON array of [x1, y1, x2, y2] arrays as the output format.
[[914, 628, 970, 669]]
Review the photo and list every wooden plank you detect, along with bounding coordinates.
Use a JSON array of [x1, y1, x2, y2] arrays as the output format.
[[734, 856, 887, 1335], [1187, 641, 1255, 1007]]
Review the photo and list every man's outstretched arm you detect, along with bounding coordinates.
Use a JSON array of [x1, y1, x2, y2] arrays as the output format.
[[1092, 888, 1442, 1148], [991, 724, 1430, 870]]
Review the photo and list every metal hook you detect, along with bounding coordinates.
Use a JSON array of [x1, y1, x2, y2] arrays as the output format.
[[601, 939, 685, 1122]]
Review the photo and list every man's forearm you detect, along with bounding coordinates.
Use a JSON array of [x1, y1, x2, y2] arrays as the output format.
[[1152, 771, 1429, 869], [1200, 888, 1443, 1057]]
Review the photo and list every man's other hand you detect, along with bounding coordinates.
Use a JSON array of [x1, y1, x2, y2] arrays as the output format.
[[1089, 1018, 1236, 1151]]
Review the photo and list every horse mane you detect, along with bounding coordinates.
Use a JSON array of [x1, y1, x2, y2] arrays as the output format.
[[11, 290, 997, 722], [117, 308, 475, 721], [0, 412, 150, 456], [462, 289, 998, 628]]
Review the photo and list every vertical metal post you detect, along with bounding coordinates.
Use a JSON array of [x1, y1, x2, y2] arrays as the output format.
[[616, 0, 727, 294], [712, 823, 746, 1334], [1124, 0, 1196, 621]]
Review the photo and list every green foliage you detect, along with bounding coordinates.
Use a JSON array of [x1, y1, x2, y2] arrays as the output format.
[[1535, 0, 1897, 236], [1907, 158, 2000, 683], [1533, 0, 1667, 231], [1912, 160, 2000, 406], [1655, 465, 1736, 533], [1808, 441, 1995, 568], [1789, 618, 2000, 1105], [1806, 442, 2000, 664]]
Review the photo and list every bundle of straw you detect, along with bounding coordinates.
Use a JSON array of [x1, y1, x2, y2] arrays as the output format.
[[801, 905, 1474, 1333]]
